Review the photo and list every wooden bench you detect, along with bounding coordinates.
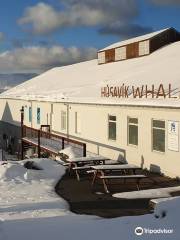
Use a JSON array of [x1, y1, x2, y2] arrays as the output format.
[[67, 157, 111, 180], [62, 162, 71, 167], [98, 174, 147, 193], [72, 166, 93, 181], [73, 166, 92, 170]]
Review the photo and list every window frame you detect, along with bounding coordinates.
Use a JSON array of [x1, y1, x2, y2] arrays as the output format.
[[128, 117, 138, 147], [152, 119, 166, 153], [108, 114, 117, 141], [61, 110, 67, 131], [75, 111, 81, 134]]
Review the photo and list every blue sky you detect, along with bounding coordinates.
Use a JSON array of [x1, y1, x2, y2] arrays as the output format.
[[0, 0, 180, 74]]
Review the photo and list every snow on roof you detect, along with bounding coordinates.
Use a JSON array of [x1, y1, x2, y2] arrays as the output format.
[[99, 28, 169, 51], [1, 40, 180, 108]]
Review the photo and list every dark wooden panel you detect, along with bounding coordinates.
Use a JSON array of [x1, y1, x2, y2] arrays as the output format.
[[150, 28, 180, 53], [105, 49, 115, 63], [126, 42, 139, 59]]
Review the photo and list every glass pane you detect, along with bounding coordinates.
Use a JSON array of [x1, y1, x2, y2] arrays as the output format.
[[129, 125, 138, 145], [129, 118, 138, 124], [153, 120, 165, 129], [153, 129, 165, 152], [29, 107, 32, 122], [109, 115, 116, 121], [75, 112, 77, 133], [37, 108, 40, 124], [61, 112, 66, 130], [109, 122, 116, 140]]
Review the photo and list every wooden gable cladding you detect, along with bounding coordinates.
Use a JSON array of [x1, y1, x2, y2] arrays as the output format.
[[105, 48, 115, 63], [150, 28, 180, 53], [126, 42, 139, 59], [97, 28, 180, 65]]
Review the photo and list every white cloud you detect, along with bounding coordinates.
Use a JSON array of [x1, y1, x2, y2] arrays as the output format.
[[18, 1, 138, 34], [0, 45, 97, 73], [18, 3, 61, 34]]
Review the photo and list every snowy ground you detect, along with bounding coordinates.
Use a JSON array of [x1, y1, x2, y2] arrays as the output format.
[[113, 186, 180, 199], [0, 158, 180, 240]]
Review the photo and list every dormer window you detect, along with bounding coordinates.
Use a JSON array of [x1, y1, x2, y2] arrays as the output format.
[[97, 28, 180, 65]]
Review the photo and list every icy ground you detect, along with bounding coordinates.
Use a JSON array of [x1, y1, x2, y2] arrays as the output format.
[[0, 158, 180, 240]]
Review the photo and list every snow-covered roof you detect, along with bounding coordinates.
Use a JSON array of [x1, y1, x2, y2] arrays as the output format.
[[1, 40, 180, 108], [99, 28, 169, 51]]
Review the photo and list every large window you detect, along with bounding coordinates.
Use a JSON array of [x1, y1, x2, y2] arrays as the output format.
[[37, 108, 40, 124], [75, 112, 81, 134], [108, 115, 116, 140], [98, 52, 105, 64], [128, 117, 138, 146], [152, 120, 165, 152], [61, 111, 67, 131], [115, 47, 127, 61], [139, 40, 150, 56], [29, 107, 32, 123]]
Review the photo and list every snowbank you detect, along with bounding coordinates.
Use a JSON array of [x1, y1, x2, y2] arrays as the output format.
[[113, 186, 180, 199], [59, 146, 83, 159], [0, 159, 69, 222]]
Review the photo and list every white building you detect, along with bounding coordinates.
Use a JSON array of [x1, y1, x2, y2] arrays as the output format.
[[0, 28, 180, 177]]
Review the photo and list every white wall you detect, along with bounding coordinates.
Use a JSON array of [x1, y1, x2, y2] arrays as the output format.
[[0, 98, 27, 126], [1, 97, 180, 177], [52, 103, 180, 178], [31, 101, 51, 129]]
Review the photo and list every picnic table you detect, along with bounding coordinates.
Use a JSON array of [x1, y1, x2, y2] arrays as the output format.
[[90, 164, 146, 193], [66, 156, 110, 180]]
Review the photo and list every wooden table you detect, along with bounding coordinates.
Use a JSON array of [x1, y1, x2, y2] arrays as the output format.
[[91, 164, 143, 193], [67, 156, 110, 180]]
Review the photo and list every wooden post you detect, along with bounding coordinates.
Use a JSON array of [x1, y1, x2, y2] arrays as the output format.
[[20, 106, 24, 160], [62, 137, 65, 150], [21, 108, 24, 138], [21, 141, 24, 160], [83, 143, 86, 157], [38, 130, 41, 158]]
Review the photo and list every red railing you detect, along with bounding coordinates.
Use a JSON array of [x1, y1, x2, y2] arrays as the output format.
[[22, 125, 86, 157]]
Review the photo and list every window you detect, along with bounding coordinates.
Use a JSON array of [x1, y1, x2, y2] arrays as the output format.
[[37, 108, 40, 124], [152, 120, 165, 152], [128, 117, 138, 146], [139, 40, 149, 56], [29, 107, 32, 122], [61, 111, 67, 130], [115, 47, 126, 61], [98, 51, 105, 64], [75, 112, 81, 134], [108, 115, 116, 140]]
